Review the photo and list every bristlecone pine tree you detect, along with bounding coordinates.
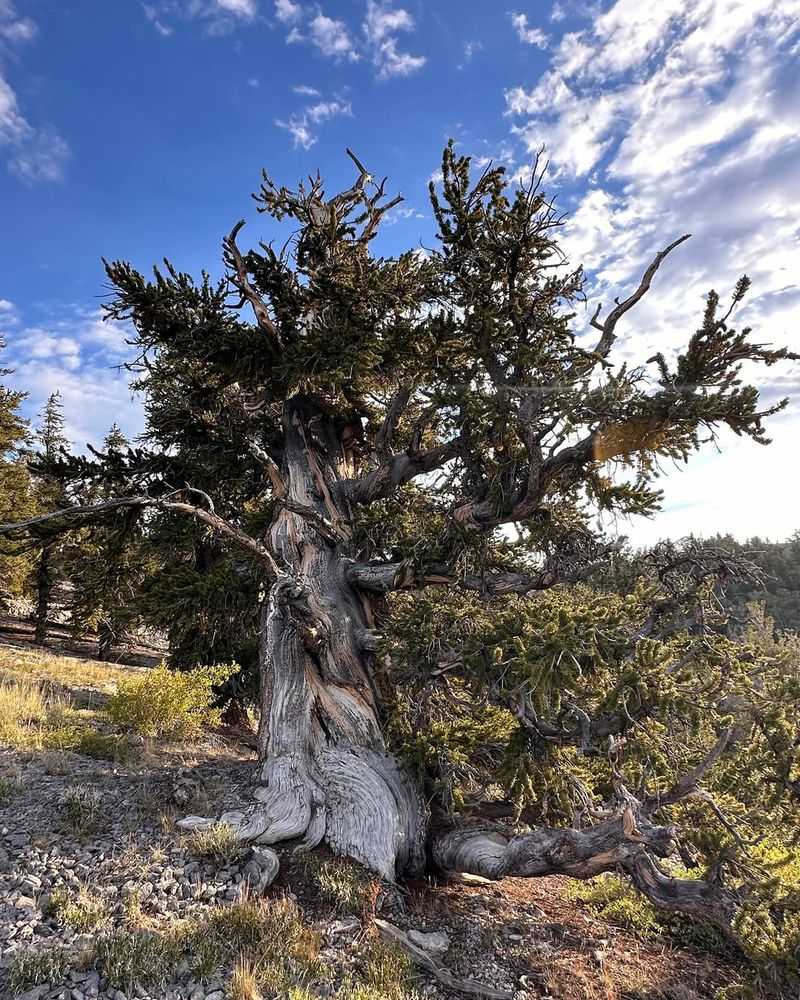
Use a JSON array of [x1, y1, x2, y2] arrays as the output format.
[[2, 147, 799, 987]]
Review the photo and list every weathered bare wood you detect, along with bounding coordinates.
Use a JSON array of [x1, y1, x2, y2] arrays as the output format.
[[0, 494, 281, 577], [374, 920, 514, 999]]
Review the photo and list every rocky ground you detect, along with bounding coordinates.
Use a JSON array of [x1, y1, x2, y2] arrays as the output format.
[[0, 639, 741, 1000]]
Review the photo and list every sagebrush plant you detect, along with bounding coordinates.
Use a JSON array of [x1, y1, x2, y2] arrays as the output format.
[[106, 662, 237, 739]]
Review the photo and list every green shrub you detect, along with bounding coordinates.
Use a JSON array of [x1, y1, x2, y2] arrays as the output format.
[[566, 873, 730, 953], [105, 662, 237, 739]]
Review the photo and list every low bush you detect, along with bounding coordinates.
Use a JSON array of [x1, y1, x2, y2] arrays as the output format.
[[106, 662, 237, 739]]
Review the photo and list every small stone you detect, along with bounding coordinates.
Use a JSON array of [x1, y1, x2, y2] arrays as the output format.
[[206, 992, 224, 1000], [16, 894, 37, 910], [408, 929, 450, 954], [21, 873, 43, 893], [329, 917, 360, 935]]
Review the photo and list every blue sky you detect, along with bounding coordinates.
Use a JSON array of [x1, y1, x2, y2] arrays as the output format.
[[1, 0, 798, 544]]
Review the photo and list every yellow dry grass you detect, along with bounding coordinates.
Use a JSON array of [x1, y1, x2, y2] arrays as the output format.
[[0, 644, 137, 695]]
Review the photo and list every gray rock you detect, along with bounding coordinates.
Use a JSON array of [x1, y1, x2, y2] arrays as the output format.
[[17, 987, 48, 1000], [328, 917, 360, 935], [408, 929, 450, 954], [242, 846, 279, 891]]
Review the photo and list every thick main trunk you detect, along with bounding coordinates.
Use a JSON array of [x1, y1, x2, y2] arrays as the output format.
[[181, 397, 425, 879]]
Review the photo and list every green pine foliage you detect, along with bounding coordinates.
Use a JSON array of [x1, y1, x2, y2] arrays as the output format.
[[0, 337, 34, 604]]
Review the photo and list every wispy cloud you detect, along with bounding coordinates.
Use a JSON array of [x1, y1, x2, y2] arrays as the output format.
[[306, 13, 358, 61], [141, 0, 258, 36], [276, 1, 425, 78], [0, 8, 70, 183], [509, 12, 548, 48], [274, 0, 301, 24], [276, 91, 352, 149], [3, 305, 143, 448], [363, 0, 425, 78], [292, 83, 320, 96]]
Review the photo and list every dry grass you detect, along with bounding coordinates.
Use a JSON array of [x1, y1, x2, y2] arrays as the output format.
[[229, 956, 263, 1000], [46, 885, 110, 932], [0, 644, 137, 696], [301, 853, 381, 916], [0, 672, 68, 746], [185, 821, 244, 865], [59, 785, 106, 836]]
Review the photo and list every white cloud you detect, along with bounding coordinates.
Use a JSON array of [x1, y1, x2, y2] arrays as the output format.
[[307, 13, 358, 61], [275, 93, 352, 149], [216, 0, 257, 17], [142, 0, 257, 36], [510, 12, 548, 48], [3, 306, 144, 449], [0, 75, 70, 183], [142, 4, 174, 35], [292, 83, 320, 96], [12, 361, 145, 451], [0, 1, 36, 43], [274, 0, 301, 23], [363, 0, 425, 78], [505, 0, 800, 542]]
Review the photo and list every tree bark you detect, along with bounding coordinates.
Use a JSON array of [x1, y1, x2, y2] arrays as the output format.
[[181, 397, 426, 880], [34, 542, 54, 645]]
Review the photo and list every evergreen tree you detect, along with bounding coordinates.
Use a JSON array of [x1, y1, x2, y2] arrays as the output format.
[[2, 147, 799, 988], [65, 423, 151, 659], [0, 337, 34, 608], [30, 391, 70, 643]]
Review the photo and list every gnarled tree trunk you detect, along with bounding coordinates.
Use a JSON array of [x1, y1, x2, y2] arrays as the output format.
[[183, 396, 426, 880]]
